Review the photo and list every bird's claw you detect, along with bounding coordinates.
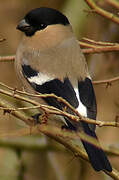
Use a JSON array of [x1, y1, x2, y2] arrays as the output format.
[[32, 113, 41, 125]]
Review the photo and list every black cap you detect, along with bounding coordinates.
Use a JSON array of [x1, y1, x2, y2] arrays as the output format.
[[17, 7, 70, 36]]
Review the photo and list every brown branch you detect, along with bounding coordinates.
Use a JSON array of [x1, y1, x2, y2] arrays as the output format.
[[106, 0, 119, 9], [79, 39, 119, 53], [0, 97, 115, 156], [84, 0, 119, 25], [0, 55, 15, 62], [0, 82, 119, 128], [0, 95, 113, 152], [0, 125, 119, 158], [80, 41, 100, 48], [81, 38, 117, 46], [93, 76, 119, 85], [1, 104, 119, 128], [79, 40, 119, 54], [82, 47, 119, 54], [1, 105, 119, 179], [0, 97, 33, 126]]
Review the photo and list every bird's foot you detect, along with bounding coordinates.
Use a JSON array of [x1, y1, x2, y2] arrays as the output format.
[[32, 113, 41, 125], [32, 112, 48, 125], [61, 124, 70, 130], [61, 124, 76, 131]]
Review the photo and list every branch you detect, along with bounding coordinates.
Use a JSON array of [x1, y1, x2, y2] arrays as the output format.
[[0, 82, 119, 128], [84, 0, 119, 25], [82, 47, 119, 54], [0, 126, 118, 158], [0, 97, 34, 126], [1, 119, 119, 179], [106, 0, 119, 9], [93, 76, 119, 85], [81, 38, 117, 46], [79, 38, 119, 54], [0, 55, 15, 62], [0, 82, 118, 150]]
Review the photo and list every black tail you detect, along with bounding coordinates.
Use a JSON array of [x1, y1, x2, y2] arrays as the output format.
[[81, 122, 112, 172]]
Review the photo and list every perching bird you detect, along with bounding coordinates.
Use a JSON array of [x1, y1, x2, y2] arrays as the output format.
[[15, 7, 112, 172]]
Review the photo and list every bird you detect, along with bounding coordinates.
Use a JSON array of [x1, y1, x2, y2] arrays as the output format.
[[15, 7, 112, 172]]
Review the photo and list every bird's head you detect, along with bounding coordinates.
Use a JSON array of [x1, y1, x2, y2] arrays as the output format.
[[16, 7, 70, 37]]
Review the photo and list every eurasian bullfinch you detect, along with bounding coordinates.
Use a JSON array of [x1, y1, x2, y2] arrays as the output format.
[[15, 7, 112, 172]]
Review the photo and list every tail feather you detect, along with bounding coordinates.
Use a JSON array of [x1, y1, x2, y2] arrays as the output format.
[[81, 122, 112, 172], [63, 119, 112, 172], [82, 140, 112, 171]]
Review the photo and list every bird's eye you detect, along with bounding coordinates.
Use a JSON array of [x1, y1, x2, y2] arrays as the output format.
[[40, 23, 47, 29]]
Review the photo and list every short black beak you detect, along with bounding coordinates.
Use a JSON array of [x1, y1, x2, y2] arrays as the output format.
[[16, 19, 30, 32]]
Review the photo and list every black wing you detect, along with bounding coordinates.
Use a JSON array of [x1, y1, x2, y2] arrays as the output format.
[[22, 64, 79, 110], [34, 78, 79, 109]]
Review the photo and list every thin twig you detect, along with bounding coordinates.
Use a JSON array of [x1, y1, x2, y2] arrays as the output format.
[[0, 84, 119, 128], [81, 38, 118, 46], [80, 41, 100, 48], [0, 97, 33, 126], [0, 83, 118, 127], [0, 79, 116, 98], [84, 0, 119, 25], [93, 76, 119, 85], [82, 46, 119, 54], [79, 39, 119, 53], [0, 55, 15, 62]]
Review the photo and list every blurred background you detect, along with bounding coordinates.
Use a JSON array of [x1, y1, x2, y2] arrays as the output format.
[[0, 0, 119, 179]]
